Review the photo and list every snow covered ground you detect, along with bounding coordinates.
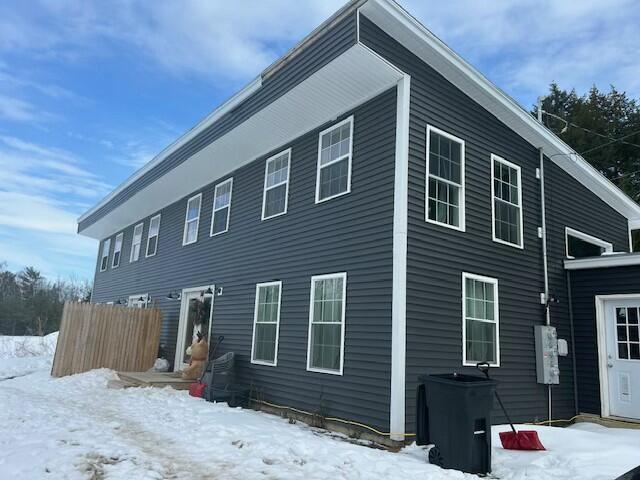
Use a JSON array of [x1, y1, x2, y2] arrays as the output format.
[[0, 335, 638, 479]]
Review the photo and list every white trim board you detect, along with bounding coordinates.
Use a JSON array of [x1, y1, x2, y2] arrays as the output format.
[[565, 253, 640, 270], [565, 227, 613, 259], [389, 73, 410, 441]]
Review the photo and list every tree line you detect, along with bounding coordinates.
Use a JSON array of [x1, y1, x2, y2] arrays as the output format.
[[535, 84, 640, 249], [0, 263, 92, 336]]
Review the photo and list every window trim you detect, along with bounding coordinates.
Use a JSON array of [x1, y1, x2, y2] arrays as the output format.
[[306, 272, 347, 375], [261, 148, 292, 221], [565, 227, 613, 259], [182, 193, 202, 246], [210, 178, 233, 237], [250, 281, 283, 367], [425, 125, 466, 232], [490, 154, 524, 249], [462, 272, 500, 367], [130, 222, 144, 262], [111, 232, 124, 268], [315, 116, 354, 204], [145, 214, 161, 258], [99, 238, 111, 272]]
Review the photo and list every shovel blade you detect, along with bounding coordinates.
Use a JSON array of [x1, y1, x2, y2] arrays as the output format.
[[499, 430, 546, 450]]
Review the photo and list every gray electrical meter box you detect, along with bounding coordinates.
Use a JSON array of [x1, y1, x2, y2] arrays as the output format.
[[534, 325, 560, 384]]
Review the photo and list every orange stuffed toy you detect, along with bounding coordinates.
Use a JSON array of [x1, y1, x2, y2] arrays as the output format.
[[181, 337, 209, 380]]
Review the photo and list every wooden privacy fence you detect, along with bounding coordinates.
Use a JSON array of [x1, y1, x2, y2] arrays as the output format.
[[51, 302, 162, 377]]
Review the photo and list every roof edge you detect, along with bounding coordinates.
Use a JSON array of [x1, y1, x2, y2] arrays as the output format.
[[564, 253, 640, 270], [367, 0, 640, 220]]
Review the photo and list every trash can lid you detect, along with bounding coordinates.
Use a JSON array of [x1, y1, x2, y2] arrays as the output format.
[[418, 372, 498, 386]]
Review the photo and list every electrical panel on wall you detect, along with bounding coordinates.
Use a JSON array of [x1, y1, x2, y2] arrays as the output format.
[[534, 325, 561, 384]]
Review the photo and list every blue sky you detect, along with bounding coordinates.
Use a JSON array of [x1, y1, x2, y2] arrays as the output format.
[[1, 0, 639, 282]]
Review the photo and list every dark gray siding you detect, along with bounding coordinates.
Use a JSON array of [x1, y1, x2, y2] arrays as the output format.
[[92, 88, 397, 431], [544, 164, 630, 417], [359, 14, 630, 430], [568, 265, 640, 414], [79, 12, 357, 231]]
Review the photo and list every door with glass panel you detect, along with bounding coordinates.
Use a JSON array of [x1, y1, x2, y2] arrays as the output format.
[[605, 300, 640, 419], [174, 287, 214, 371]]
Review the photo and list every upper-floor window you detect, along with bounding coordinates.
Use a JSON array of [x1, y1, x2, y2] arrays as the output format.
[[130, 223, 143, 262], [262, 149, 291, 220], [99, 238, 110, 272], [112, 232, 123, 268], [146, 214, 161, 257], [307, 272, 347, 375], [183, 193, 202, 245], [251, 281, 282, 366], [491, 154, 523, 248], [565, 227, 613, 258], [316, 117, 353, 203], [426, 125, 465, 231], [210, 178, 233, 236], [462, 272, 500, 367]]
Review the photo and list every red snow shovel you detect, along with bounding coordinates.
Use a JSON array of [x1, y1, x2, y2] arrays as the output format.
[[477, 363, 546, 451]]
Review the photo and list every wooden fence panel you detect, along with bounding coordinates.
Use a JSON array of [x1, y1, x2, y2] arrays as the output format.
[[51, 302, 162, 377]]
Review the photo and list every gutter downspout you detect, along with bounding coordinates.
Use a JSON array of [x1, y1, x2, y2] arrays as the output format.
[[566, 270, 579, 415], [538, 98, 552, 423]]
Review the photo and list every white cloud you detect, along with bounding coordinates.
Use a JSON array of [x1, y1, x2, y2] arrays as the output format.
[[0, 95, 42, 122], [401, 0, 640, 103]]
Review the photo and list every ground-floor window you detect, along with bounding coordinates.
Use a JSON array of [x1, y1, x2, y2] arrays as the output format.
[[251, 281, 282, 366], [462, 272, 500, 366], [307, 272, 346, 375]]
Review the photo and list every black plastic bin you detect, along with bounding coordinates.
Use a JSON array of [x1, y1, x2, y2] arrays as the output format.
[[416, 373, 497, 475]]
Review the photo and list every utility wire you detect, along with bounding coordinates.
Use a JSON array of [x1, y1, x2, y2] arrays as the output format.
[[579, 129, 640, 156], [542, 111, 640, 149]]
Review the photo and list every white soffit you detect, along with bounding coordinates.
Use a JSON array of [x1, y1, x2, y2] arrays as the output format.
[[564, 253, 640, 270], [79, 44, 403, 239], [361, 0, 640, 221]]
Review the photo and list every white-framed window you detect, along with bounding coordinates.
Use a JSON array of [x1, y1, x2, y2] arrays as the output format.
[[99, 238, 111, 272], [128, 294, 149, 308], [262, 149, 291, 220], [112, 232, 124, 268], [307, 272, 347, 375], [491, 154, 523, 248], [130, 223, 144, 262], [210, 179, 233, 236], [565, 227, 613, 259], [183, 193, 202, 245], [251, 281, 282, 366], [426, 125, 465, 231], [462, 272, 500, 366], [315, 117, 353, 203], [146, 214, 161, 257]]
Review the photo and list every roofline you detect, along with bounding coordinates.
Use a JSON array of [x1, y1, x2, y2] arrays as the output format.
[[77, 75, 262, 223], [78, 1, 365, 225], [79, 0, 640, 225], [564, 253, 640, 270], [369, 0, 640, 219]]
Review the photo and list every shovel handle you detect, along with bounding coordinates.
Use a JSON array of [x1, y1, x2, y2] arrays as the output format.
[[476, 362, 517, 435]]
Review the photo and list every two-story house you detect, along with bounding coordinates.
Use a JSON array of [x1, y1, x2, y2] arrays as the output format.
[[79, 0, 640, 442]]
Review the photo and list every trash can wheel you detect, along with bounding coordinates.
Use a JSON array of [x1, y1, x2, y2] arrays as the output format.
[[428, 445, 444, 467]]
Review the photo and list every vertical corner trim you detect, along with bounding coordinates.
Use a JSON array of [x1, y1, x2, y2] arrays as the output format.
[[390, 73, 411, 441]]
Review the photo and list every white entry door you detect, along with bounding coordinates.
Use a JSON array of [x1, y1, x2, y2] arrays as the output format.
[[174, 286, 214, 371], [604, 300, 640, 419]]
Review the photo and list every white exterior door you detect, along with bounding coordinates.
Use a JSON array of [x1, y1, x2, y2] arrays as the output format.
[[604, 299, 640, 419], [174, 287, 214, 371]]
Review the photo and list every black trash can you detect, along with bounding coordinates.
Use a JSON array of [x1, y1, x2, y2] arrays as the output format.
[[417, 373, 497, 475]]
